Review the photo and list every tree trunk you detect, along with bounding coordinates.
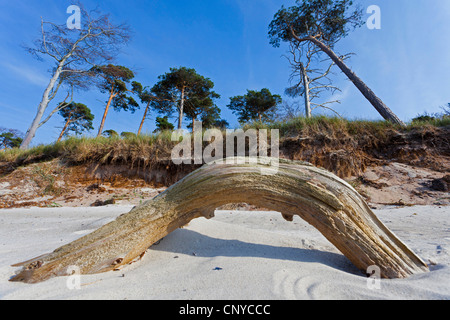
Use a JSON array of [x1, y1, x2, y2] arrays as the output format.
[[178, 86, 186, 130], [57, 117, 71, 143], [20, 23, 93, 149], [192, 117, 196, 134], [137, 102, 151, 136], [10, 158, 428, 283], [20, 68, 63, 149], [299, 62, 312, 118], [97, 89, 117, 137], [305, 36, 405, 126]]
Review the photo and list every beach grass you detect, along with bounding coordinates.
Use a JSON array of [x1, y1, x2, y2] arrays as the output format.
[[1, 116, 448, 168]]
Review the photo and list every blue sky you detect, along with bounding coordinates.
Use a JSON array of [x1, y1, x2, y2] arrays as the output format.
[[0, 0, 449, 146]]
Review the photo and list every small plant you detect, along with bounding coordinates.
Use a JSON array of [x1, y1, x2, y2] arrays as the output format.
[[410, 107, 450, 127], [48, 202, 62, 208], [31, 165, 61, 196]]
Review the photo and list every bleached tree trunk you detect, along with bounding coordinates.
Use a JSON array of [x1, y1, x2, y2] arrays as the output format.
[[20, 20, 93, 150], [178, 86, 186, 130], [20, 7, 131, 149], [10, 158, 428, 283], [299, 62, 312, 118], [20, 67, 63, 149], [304, 36, 405, 126]]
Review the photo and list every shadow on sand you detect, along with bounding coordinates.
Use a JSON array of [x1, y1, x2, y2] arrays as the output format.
[[150, 228, 363, 277]]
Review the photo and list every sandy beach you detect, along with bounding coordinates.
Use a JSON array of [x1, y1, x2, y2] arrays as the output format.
[[0, 205, 448, 300], [1, 0, 449, 304]]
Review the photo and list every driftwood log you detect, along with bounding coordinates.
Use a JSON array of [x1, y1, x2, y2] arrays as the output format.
[[10, 158, 429, 283]]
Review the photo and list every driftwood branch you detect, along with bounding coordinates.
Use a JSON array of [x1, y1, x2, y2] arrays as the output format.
[[10, 158, 429, 283]]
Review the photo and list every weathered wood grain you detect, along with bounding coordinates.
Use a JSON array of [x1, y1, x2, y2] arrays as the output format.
[[10, 158, 428, 283]]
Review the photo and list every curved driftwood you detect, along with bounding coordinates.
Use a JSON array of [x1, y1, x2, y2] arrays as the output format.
[[10, 158, 428, 283]]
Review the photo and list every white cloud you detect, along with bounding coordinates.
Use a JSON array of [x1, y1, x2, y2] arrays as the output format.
[[326, 83, 351, 104], [2, 61, 48, 87]]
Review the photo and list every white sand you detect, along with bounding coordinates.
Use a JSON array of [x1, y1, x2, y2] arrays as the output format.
[[0, 205, 449, 300]]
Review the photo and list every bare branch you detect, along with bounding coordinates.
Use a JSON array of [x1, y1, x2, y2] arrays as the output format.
[[38, 86, 74, 129], [283, 35, 345, 119], [311, 103, 343, 118], [21, 4, 133, 148]]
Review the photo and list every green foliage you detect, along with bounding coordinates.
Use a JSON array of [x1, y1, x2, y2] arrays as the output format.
[[243, 113, 450, 139], [103, 129, 119, 138], [199, 106, 227, 129], [58, 102, 94, 136], [31, 165, 61, 196], [186, 105, 225, 130], [132, 81, 156, 105], [120, 132, 137, 139], [228, 88, 282, 123], [91, 65, 134, 92], [243, 115, 396, 138], [154, 116, 175, 132], [412, 114, 435, 123], [91, 64, 139, 113], [184, 80, 220, 125], [1, 116, 448, 168], [150, 67, 218, 126], [268, 0, 364, 48], [151, 67, 199, 113], [444, 103, 450, 116], [0, 130, 23, 149], [0, 132, 178, 167], [411, 108, 450, 127], [112, 95, 140, 113]]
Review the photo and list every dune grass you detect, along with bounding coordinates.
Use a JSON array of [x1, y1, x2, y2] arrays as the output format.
[[244, 114, 450, 136], [1, 115, 448, 168], [0, 131, 176, 166]]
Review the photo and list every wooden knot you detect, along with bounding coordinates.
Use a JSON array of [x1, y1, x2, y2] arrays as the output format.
[[112, 258, 123, 266], [26, 261, 43, 270]]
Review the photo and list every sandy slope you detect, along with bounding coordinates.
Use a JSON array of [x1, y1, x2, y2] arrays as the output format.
[[1, 161, 448, 209], [0, 205, 448, 300]]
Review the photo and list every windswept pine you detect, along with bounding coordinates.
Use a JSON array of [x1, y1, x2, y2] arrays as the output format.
[[268, 0, 405, 126], [1, 0, 449, 301], [20, 5, 131, 149]]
